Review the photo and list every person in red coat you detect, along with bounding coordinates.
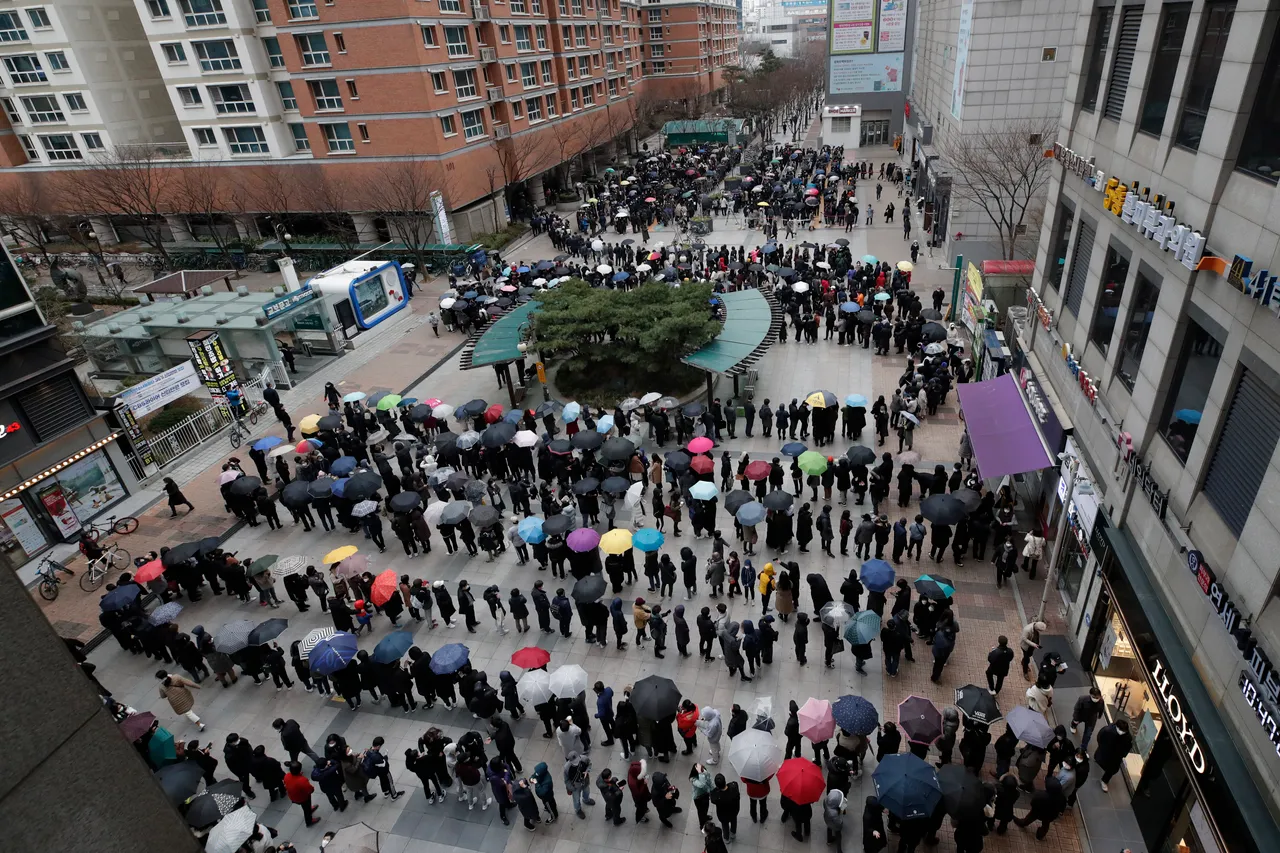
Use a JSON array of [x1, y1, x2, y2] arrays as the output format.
[[284, 761, 320, 827], [676, 700, 700, 755]]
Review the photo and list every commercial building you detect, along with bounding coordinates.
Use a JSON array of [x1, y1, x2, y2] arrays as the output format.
[[823, 0, 915, 147], [0, 0, 739, 242], [901, 0, 1076, 259], [753, 0, 827, 58], [1007, 1, 1280, 850]]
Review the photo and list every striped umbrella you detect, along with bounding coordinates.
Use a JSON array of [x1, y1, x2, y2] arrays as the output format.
[[204, 806, 257, 853], [272, 555, 308, 578], [298, 627, 336, 659], [213, 619, 256, 654]]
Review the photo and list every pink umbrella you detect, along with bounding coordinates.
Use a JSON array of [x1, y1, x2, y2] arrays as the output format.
[[424, 398, 443, 408], [797, 697, 835, 742], [336, 554, 369, 578], [218, 470, 241, 485], [687, 436, 714, 454], [567, 527, 601, 553]]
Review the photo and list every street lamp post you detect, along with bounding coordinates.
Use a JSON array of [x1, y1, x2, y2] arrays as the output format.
[[78, 220, 107, 288], [1036, 454, 1079, 623]]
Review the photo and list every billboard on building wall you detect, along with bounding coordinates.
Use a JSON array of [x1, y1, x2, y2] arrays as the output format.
[[829, 52, 904, 94], [830, 0, 875, 54], [877, 0, 907, 51], [951, 0, 974, 118]]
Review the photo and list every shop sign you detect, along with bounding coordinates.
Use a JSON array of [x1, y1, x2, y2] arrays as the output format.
[[262, 288, 314, 320], [1025, 286, 1053, 330], [186, 330, 241, 403], [1225, 256, 1280, 319], [0, 421, 19, 438], [1150, 657, 1209, 774], [1051, 143, 1105, 188], [1060, 342, 1099, 405], [115, 403, 154, 469], [1116, 433, 1168, 521], [1016, 365, 1067, 455], [1187, 549, 1280, 758]]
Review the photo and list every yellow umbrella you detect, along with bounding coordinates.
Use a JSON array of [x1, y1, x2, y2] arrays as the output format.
[[804, 390, 838, 408], [299, 414, 322, 434], [600, 528, 633, 554], [757, 201, 770, 207], [323, 545, 358, 564], [897, 261, 914, 273]]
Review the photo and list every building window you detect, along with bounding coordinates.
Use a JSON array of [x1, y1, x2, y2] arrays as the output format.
[[582, 84, 593, 105], [422, 25, 437, 47], [277, 80, 298, 110], [1089, 244, 1129, 355], [579, 55, 589, 75], [649, 26, 662, 40], [333, 32, 346, 53], [38, 133, 81, 160], [831, 116, 851, 133], [162, 42, 186, 63], [460, 108, 485, 139], [1175, 3, 1234, 150], [252, 0, 271, 24], [648, 9, 660, 22], [440, 114, 456, 136], [532, 0, 541, 12], [296, 33, 330, 66], [536, 25, 547, 49], [18, 135, 38, 159], [575, 25, 587, 46], [521, 61, 536, 87], [1103, 6, 1141, 121], [309, 79, 343, 110], [20, 95, 63, 123], [1, 98, 19, 123], [1235, 23, 1280, 181], [0, 12, 29, 42], [211, 83, 254, 113], [541, 59, 552, 83], [194, 126, 217, 146], [194, 40, 241, 72], [289, 122, 310, 151], [286, 0, 319, 20], [146, 0, 172, 17], [1046, 204, 1074, 291], [64, 92, 87, 112], [26, 7, 51, 29], [320, 122, 354, 151], [505, 63, 516, 82], [45, 50, 69, 70], [178, 85, 203, 106], [356, 122, 369, 141], [512, 100, 523, 119], [431, 71, 447, 92], [180, 0, 227, 28], [1116, 270, 1160, 391], [650, 43, 664, 57], [439, 0, 462, 11], [3, 54, 46, 84], [445, 26, 469, 57], [499, 24, 510, 43], [527, 97, 541, 121], [454, 68, 477, 99], [516, 25, 532, 51], [224, 125, 268, 154], [1064, 218, 1096, 316], [1137, 4, 1191, 135], [1160, 317, 1222, 464], [651, 60, 664, 74], [1080, 9, 1113, 111], [81, 132, 103, 151], [546, 93, 557, 115], [571, 0, 582, 13], [608, 78, 617, 97], [345, 78, 358, 99]]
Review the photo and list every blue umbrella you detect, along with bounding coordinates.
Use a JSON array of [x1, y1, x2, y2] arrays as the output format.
[[860, 559, 895, 592], [518, 516, 546, 544], [874, 292, 892, 302], [612, 271, 630, 282], [252, 436, 284, 451], [341, 391, 367, 403], [763, 242, 777, 253], [839, 302, 860, 313], [872, 754, 942, 820], [845, 394, 869, 407], [329, 457, 358, 476], [735, 501, 766, 526], [536, 260, 555, 271], [100, 584, 141, 611], [780, 442, 807, 457], [690, 481, 719, 500], [309, 632, 359, 675], [862, 255, 878, 265], [561, 402, 581, 422], [372, 631, 415, 664], [503, 409, 524, 425], [397, 398, 418, 408], [463, 290, 479, 299], [633, 528, 665, 552], [844, 609, 881, 646], [430, 643, 471, 675], [595, 414, 615, 433], [330, 478, 350, 498], [831, 694, 879, 735], [1173, 409, 1202, 424], [517, 265, 531, 273], [149, 601, 185, 625]]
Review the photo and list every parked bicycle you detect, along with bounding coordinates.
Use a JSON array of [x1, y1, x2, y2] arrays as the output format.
[[79, 542, 132, 592], [227, 397, 266, 449], [34, 556, 74, 601], [82, 513, 140, 543]]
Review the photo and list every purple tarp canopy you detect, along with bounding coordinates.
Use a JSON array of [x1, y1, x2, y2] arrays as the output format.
[[955, 374, 1053, 479]]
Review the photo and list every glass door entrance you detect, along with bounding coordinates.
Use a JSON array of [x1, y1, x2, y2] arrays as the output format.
[[861, 120, 890, 146]]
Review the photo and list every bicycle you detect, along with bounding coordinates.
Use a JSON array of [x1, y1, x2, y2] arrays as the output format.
[[35, 556, 74, 601], [82, 514, 140, 543], [79, 542, 132, 592], [227, 401, 263, 449]]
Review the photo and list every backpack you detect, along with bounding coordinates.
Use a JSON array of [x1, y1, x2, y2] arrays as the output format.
[[360, 749, 380, 777]]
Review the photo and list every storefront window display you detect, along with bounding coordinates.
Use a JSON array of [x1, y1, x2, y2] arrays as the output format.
[[29, 450, 126, 538], [0, 496, 49, 570]]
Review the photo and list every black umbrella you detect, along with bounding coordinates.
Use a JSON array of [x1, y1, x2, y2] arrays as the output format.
[[162, 541, 204, 567], [845, 445, 877, 465], [248, 617, 289, 646], [464, 480, 488, 501], [184, 779, 244, 828], [630, 674, 681, 719], [857, 311, 876, 325], [898, 696, 943, 744], [921, 322, 948, 343], [664, 451, 692, 472], [317, 414, 344, 431], [228, 476, 262, 497], [547, 438, 573, 455], [446, 471, 472, 491], [600, 436, 637, 461], [953, 488, 982, 512], [763, 490, 794, 511], [154, 761, 206, 806], [683, 402, 706, 417], [470, 505, 501, 528], [724, 490, 755, 513], [601, 476, 631, 494], [571, 574, 607, 603], [534, 400, 564, 418], [194, 536, 221, 555], [434, 432, 459, 451], [281, 480, 312, 509], [572, 477, 601, 495], [954, 684, 1002, 726], [440, 502, 470, 524], [409, 404, 435, 423], [543, 514, 575, 536], [571, 431, 604, 451], [919, 309, 944, 321], [919, 494, 966, 525], [914, 575, 956, 601], [937, 765, 985, 820], [481, 422, 517, 448], [389, 492, 422, 513], [306, 479, 334, 499], [345, 471, 384, 502], [456, 398, 488, 418]]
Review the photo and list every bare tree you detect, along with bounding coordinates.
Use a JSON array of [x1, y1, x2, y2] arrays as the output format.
[[942, 119, 1059, 260], [368, 160, 454, 268], [241, 165, 308, 244], [303, 169, 361, 251], [58, 145, 179, 261], [173, 161, 244, 267], [547, 118, 588, 198], [0, 172, 58, 266]]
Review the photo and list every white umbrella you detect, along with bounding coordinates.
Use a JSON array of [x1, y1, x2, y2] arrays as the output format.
[[592, 239, 605, 251], [816, 261, 831, 270], [792, 282, 810, 293], [218, 470, 241, 485], [533, 277, 547, 286], [351, 500, 379, 518], [204, 806, 257, 853], [298, 627, 336, 658], [517, 669, 553, 706], [423, 501, 448, 525], [401, 263, 415, 270], [439, 297, 457, 309], [901, 412, 921, 426], [597, 264, 612, 275], [269, 444, 296, 459], [549, 663, 589, 697], [272, 555, 308, 578], [433, 403, 455, 419], [624, 481, 645, 509], [635, 263, 651, 273], [514, 430, 539, 448], [728, 728, 784, 782], [323, 821, 380, 853]]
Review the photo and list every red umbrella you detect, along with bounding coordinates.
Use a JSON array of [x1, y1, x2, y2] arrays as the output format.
[[690, 455, 714, 475], [370, 569, 399, 606], [776, 757, 826, 805], [745, 460, 771, 481], [135, 558, 165, 583], [511, 647, 551, 669], [484, 404, 505, 424], [296, 439, 320, 454]]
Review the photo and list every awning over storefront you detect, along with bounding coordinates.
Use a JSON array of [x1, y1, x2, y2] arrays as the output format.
[[956, 374, 1053, 478]]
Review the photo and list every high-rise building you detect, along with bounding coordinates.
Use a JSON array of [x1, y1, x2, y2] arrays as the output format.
[[753, 0, 826, 58], [822, 0, 915, 147]]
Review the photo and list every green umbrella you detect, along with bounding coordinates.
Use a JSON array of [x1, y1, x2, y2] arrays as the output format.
[[797, 451, 828, 476], [376, 394, 403, 411], [246, 554, 278, 577]]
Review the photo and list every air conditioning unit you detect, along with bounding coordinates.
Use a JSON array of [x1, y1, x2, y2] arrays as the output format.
[[494, 123, 510, 139], [474, 3, 491, 20], [487, 86, 503, 102], [479, 47, 497, 62]]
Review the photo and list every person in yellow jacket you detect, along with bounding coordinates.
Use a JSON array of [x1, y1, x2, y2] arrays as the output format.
[[632, 597, 652, 647], [758, 563, 776, 616]]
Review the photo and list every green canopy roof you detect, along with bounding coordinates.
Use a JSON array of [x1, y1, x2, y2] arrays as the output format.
[[683, 290, 774, 375], [463, 301, 540, 368]]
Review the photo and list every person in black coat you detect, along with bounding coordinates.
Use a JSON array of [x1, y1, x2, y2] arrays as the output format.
[[807, 572, 834, 614], [863, 796, 887, 852], [408, 647, 437, 708], [793, 611, 810, 665], [840, 570, 863, 610], [332, 659, 362, 710], [1094, 720, 1133, 789], [488, 715, 523, 772], [532, 581, 552, 633], [697, 606, 717, 661], [223, 733, 257, 798], [250, 744, 286, 800], [673, 605, 691, 657]]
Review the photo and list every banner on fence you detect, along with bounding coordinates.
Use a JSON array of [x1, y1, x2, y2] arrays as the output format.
[[117, 361, 201, 417]]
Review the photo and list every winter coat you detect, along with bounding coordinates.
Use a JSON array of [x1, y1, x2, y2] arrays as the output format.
[[158, 676, 200, 715], [673, 605, 690, 646], [633, 601, 651, 630], [718, 621, 745, 670], [698, 707, 723, 743], [1093, 723, 1133, 774], [532, 762, 555, 799], [823, 789, 846, 832]]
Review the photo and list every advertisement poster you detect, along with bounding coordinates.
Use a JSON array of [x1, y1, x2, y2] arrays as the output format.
[[0, 498, 47, 556], [37, 482, 81, 537], [877, 0, 907, 51], [56, 452, 125, 520], [831, 0, 875, 54], [829, 52, 904, 95], [186, 330, 242, 402], [951, 0, 974, 118], [117, 361, 200, 417]]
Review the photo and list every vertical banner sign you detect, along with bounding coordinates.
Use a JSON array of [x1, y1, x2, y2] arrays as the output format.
[[430, 190, 454, 245], [877, 0, 907, 51], [830, 0, 876, 53], [115, 403, 156, 470], [951, 0, 974, 118], [185, 330, 242, 403]]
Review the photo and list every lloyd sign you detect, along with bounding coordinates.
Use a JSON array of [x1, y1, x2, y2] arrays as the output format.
[[1150, 658, 1209, 774]]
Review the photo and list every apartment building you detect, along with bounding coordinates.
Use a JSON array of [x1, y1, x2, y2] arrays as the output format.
[[0, 0, 184, 167], [0, 0, 739, 241], [1008, 1, 1280, 851]]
